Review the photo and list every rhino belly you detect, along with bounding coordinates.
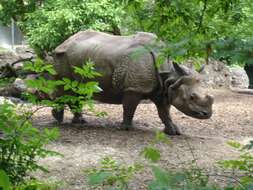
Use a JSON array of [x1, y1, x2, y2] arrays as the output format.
[[93, 90, 123, 104]]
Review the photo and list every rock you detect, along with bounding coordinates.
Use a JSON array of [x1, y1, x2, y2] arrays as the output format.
[[229, 67, 249, 89], [0, 96, 24, 104], [13, 62, 24, 70], [0, 51, 18, 66], [183, 59, 231, 89], [202, 60, 231, 89], [13, 78, 27, 92], [0, 45, 35, 67], [0, 96, 14, 104], [15, 46, 35, 60]]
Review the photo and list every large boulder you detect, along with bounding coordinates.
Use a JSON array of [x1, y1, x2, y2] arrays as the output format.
[[183, 59, 250, 89], [0, 51, 18, 67], [183, 59, 231, 89], [229, 66, 249, 89]]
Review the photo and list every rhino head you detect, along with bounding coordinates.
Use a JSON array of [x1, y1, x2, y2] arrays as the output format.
[[165, 62, 214, 119]]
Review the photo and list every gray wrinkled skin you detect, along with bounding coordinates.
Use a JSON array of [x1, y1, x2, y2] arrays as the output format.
[[52, 30, 214, 135]]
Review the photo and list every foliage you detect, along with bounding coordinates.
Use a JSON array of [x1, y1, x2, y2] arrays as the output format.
[[24, 58, 102, 114], [0, 0, 39, 25], [0, 170, 10, 190], [141, 132, 217, 190], [141, 131, 171, 163], [212, 38, 253, 65], [0, 169, 58, 190], [1, 0, 253, 65], [0, 0, 124, 55], [0, 102, 59, 185], [147, 165, 218, 190], [218, 141, 253, 189], [0, 78, 15, 88], [85, 157, 142, 190], [85, 131, 253, 190], [121, 0, 253, 65]]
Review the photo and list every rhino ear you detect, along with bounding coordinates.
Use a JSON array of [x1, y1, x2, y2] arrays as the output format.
[[173, 62, 188, 76]]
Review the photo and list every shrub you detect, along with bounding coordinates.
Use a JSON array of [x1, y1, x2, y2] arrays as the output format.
[[86, 157, 142, 190], [0, 102, 59, 185], [22, 0, 124, 55], [0, 169, 59, 190], [85, 132, 253, 190], [23, 58, 103, 116], [218, 141, 253, 189]]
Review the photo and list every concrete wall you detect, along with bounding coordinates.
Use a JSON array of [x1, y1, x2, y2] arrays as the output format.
[[0, 23, 24, 46]]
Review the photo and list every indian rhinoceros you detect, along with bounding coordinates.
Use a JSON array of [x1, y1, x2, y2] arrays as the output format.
[[51, 30, 214, 135]]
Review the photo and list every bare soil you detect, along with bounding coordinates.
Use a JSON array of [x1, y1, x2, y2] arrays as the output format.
[[32, 89, 253, 190]]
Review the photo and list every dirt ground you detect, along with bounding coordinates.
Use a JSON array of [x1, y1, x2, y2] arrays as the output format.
[[32, 89, 253, 190]]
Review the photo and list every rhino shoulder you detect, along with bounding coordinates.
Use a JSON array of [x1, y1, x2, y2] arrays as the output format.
[[112, 52, 158, 94]]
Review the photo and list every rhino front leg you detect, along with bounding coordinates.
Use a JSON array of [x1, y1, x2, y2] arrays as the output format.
[[153, 100, 181, 135], [121, 91, 142, 130]]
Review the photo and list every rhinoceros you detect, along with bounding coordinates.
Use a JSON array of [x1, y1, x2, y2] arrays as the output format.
[[51, 30, 214, 135]]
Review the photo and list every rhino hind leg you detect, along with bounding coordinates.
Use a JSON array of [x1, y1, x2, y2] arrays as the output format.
[[121, 91, 142, 130], [52, 108, 64, 123], [68, 103, 87, 124], [152, 100, 181, 135]]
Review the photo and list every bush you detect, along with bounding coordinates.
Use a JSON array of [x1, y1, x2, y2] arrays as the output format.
[[85, 132, 253, 190], [22, 0, 124, 55], [218, 141, 253, 189], [86, 157, 142, 190], [0, 169, 58, 190], [0, 102, 59, 185], [23, 58, 103, 116]]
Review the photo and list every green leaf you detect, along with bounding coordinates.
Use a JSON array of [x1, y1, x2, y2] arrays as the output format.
[[154, 131, 171, 144], [148, 166, 171, 190], [227, 141, 242, 149], [88, 171, 112, 185], [142, 146, 161, 162], [0, 170, 10, 190]]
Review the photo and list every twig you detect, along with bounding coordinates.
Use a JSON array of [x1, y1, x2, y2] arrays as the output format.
[[207, 174, 246, 189], [197, 0, 208, 32], [19, 105, 48, 127], [11, 56, 34, 67]]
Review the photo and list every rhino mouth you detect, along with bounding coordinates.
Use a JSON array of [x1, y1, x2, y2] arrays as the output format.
[[191, 110, 212, 119]]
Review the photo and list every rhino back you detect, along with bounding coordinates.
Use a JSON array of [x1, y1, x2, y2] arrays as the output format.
[[53, 30, 159, 102]]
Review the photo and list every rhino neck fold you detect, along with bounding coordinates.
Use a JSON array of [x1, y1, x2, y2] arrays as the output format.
[[150, 51, 164, 95]]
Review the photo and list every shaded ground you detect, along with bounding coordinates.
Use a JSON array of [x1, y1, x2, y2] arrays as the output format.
[[32, 89, 253, 189]]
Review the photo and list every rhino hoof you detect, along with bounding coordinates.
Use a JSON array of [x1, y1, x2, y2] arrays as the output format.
[[120, 123, 134, 130], [163, 126, 181, 136]]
